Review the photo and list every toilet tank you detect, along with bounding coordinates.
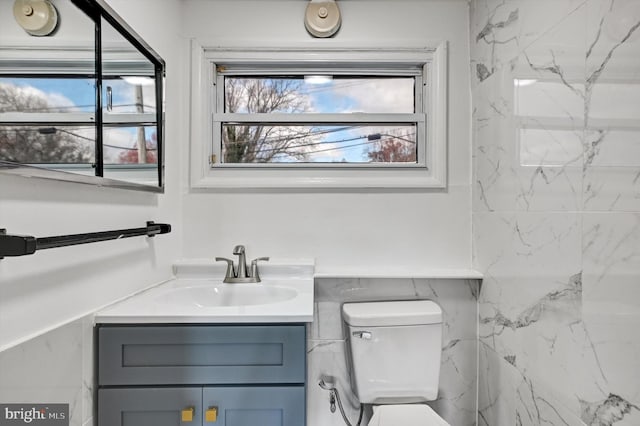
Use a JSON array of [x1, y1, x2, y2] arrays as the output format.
[[342, 300, 442, 404]]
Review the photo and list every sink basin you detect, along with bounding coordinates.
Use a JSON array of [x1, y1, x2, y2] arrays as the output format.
[[154, 283, 298, 308], [94, 260, 314, 324]]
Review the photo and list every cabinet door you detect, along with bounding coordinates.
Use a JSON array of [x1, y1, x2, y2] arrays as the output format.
[[99, 388, 202, 426], [202, 386, 305, 426]]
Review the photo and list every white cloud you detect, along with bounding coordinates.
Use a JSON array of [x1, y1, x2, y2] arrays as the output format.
[[329, 78, 414, 113], [0, 82, 80, 112], [103, 127, 138, 162]]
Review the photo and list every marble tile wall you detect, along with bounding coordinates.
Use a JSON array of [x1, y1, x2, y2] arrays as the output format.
[[471, 0, 640, 425], [308, 278, 479, 426], [0, 316, 94, 426]]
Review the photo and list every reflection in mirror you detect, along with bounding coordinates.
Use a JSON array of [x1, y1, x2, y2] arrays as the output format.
[[514, 77, 585, 169], [103, 126, 158, 185], [0, 0, 164, 192], [513, 75, 640, 169], [0, 77, 96, 165], [101, 16, 159, 187], [0, 0, 96, 173]]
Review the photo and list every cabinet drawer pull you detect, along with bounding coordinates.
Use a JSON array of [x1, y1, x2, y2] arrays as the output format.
[[205, 406, 218, 422], [181, 406, 195, 422]]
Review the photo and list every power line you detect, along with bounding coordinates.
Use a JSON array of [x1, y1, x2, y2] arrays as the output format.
[[250, 134, 366, 154], [224, 125, 363, 146], [0, 127, 157, 151], [54, 128, 157, 151], [243, 132, 417, 159], [304, 133, 415, 155], [5, 103, 156, 112], [224, 125, 414, 146]]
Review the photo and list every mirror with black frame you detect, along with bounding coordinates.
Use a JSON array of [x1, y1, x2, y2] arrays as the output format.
[[0, 0, 165, 192]]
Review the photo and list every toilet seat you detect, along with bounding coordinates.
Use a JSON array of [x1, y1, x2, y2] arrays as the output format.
[[369, 404, 450, 426]]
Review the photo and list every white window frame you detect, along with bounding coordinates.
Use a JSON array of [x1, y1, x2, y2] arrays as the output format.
[[190, 41, 448, 189]]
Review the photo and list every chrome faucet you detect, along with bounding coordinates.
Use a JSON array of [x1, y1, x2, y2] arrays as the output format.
[[215, 245, 269, 283], [233, 245, 247, 279]]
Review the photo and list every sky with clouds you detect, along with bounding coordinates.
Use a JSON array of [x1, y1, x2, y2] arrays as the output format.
[[286, 77, 415, 162]]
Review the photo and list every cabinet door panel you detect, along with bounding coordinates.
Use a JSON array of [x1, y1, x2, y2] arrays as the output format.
[[99, 325, 306, 386], [203, 386, 305, 426], [98, 388, 202, 426]]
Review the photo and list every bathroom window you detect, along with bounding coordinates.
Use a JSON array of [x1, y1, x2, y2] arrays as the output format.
[[190, 44, 448, 189], [217, 73, 419, 165]]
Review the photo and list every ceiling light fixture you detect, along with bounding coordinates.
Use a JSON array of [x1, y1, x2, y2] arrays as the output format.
[[13, 0, 58, 36], [304, 0, 341, 38]]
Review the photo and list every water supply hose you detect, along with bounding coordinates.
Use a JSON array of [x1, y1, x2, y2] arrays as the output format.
[[318, 379, 364, 426]]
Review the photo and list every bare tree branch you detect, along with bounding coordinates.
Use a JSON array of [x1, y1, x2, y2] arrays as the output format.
[[222, 77, 315, 163], [0, 83, 93, 164]]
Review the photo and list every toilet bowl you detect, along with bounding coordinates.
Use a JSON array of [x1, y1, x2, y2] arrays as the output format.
[[342, 300, 450, 426]]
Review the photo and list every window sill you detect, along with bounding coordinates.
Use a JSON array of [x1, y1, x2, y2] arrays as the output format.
[[191, 169, 446, 190]]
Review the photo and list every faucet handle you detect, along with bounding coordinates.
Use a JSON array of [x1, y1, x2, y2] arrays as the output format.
[[215, 257, 235, 279], [249, 257, 270, 282]]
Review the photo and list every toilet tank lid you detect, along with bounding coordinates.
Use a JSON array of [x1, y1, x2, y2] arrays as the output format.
[[342, 300, 442, 327]]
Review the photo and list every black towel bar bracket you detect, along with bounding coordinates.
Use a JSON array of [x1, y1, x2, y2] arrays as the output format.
[[0, 221, 171, 259]]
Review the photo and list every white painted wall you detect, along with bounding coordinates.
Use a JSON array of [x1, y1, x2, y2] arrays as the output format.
[[180, 0, 473, 274], [0, 0, 473, 348], [0, 0, 184, 350]]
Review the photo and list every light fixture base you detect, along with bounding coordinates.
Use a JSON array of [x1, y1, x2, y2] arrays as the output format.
[[13, 0, 58, 36], [305, 1, 341, 38]]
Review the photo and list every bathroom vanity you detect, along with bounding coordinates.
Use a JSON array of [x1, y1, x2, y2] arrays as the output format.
[[97, 324, 306, 426], [94, 260, 314, 426]]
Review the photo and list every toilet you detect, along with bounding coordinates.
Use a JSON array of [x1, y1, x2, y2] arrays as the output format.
[[342, 300, 450, 426]]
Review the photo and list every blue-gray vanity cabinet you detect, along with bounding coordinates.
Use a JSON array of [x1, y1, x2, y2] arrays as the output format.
[[97, 324, 306, 426]]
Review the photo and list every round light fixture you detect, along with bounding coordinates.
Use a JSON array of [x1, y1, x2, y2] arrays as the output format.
[[304, 1, 341, 38], [13, 0, 58, 37]]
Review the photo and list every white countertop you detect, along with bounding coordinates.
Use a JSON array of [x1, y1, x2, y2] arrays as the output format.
[[314, 269, 483, 279], [94, 259, 481, 325], [95, 260, 315, 324]]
